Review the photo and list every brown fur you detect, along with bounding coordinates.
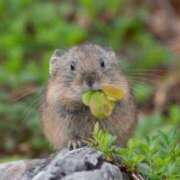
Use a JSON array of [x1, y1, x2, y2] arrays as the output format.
[[40, 44, 137, 149]]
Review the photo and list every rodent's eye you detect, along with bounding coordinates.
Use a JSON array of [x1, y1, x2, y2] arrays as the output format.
[[70, 63, 75, 71], [100, 59, 105, 69]]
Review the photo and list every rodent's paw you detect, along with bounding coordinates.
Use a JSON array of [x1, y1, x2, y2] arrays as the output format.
[[67, 140, 84, 150]]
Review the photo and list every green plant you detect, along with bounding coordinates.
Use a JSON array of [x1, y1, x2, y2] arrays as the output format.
[[81, 84, 124, 119], [133, 83, 154, 103], [88, 123, 118, 161], [89, 123, 180, 179]]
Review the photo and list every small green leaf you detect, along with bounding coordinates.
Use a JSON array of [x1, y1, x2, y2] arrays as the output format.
[[81, 91, 94, 106]]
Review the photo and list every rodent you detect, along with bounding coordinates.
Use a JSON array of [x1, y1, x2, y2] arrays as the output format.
[[40, 44, 137, 150]]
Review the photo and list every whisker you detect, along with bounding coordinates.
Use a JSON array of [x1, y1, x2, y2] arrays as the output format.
[[13, 87, 43, 102], [19, 87, 45, 126], [128, 78, 156, 85]]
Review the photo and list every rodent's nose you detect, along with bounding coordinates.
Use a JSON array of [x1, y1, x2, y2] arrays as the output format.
[[86, 78, 94, 88], [83, 73, 100, 90]]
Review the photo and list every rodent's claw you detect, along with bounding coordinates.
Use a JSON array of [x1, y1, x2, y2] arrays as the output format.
[[68, 140, 83, 150]]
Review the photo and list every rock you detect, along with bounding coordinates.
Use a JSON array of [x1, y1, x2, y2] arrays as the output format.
[[0, 147, 126, 180]]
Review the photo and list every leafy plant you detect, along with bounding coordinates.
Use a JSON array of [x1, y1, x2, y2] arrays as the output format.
[[81, 84, 124, 119], [133, 83, 154, 103], [89, 123, 180, 179], [87, 123, 118, 161]]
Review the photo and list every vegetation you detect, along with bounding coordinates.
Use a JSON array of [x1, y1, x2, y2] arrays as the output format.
[[89, 123, 180, 179], [0, 0, 179, 178], [81, 84, 124, 119]]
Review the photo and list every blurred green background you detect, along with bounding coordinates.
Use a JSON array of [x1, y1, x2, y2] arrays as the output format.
[[0, 0, 179, 161]]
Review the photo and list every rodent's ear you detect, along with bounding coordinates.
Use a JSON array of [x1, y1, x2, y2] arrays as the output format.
[[49, 49, 62, 76], [103, 46, 116, 60]]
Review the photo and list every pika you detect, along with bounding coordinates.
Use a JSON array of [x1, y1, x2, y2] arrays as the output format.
[[40, 44, 137, 150]]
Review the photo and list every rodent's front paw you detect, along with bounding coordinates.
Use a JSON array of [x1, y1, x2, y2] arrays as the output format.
[[67, 140, 83, 150]]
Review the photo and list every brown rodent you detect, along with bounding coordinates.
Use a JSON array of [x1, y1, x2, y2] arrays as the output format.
[[40, 44, 137, 150]]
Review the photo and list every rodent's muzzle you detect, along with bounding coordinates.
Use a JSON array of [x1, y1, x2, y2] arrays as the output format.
[[86, 76, 94, 88], [83, 73, 101, 91]]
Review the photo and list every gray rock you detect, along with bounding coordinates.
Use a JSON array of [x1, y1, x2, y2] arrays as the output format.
[[0, 147, 127, 180], [63, 162, 123, 180]]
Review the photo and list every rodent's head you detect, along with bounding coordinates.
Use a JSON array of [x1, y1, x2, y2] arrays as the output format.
[[47, 44, 129, 110]]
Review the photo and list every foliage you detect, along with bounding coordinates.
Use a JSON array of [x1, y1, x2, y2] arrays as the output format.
[[135, 107, 180, 140], [81, 84, 124, 119], [133, 83, 154, 103], [88, 123, 119, 161], [89, 123, 180, 179]]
